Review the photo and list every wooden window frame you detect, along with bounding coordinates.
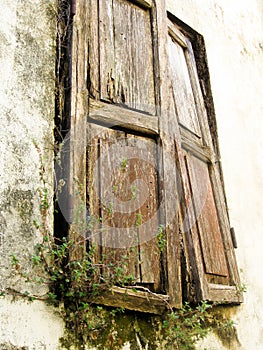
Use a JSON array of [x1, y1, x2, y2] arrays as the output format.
[[64, 0, 242, 314], [167, 13, 242, 304]]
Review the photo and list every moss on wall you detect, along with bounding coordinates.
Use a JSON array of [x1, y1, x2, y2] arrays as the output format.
[[0, 343, 28, 350], [61, 309, 166, 350], [210, 305, 241, 349], [58, 302, 241, 350]]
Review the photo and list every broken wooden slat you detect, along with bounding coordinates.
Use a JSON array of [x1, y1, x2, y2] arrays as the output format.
[[88, 100, 158, 136], [92, 286, 170, 314]]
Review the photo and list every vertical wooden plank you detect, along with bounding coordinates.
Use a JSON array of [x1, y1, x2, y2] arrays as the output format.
[[210, 162, 242, 288], [178, 150, 208, 301], [126, 134, 161, 290], [86, 123, 103, 264], [98, 128, 141, 282], [184, 38, 214, 147], [99, 0, 155, 114], [87, 0, 100, 99], [99, 0, 116, 102], [69, 0, 89, 258], [154, 0, 182, 306], [87, 124, 162, 289]]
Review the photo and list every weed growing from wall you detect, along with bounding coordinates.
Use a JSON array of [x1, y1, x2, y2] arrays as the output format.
[[7, 143, 239, 350]]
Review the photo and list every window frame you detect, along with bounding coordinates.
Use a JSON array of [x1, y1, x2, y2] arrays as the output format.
[[63, 0, 242, 314], [167, 13, 242, 304]]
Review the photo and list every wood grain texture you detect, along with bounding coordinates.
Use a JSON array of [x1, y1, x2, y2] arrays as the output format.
[[87, 0, 99, 99], [99, 0, 155, 114], [69, 0, 89, 259], [92, 286, 169, 314], [87, 123, 161, 290], [168, 22, 242, 303], [185, 154, 228, 277], [168, 34, 201, 138], [154, 0, 182, 307], [89, 100, 158, 136], [83, 0, 242, 308]]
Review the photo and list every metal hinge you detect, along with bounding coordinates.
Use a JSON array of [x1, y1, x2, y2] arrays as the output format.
[[71, 0, 76, 16], [230, 227, 238, 249]]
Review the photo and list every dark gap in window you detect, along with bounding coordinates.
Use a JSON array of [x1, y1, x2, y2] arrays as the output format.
[[156, 137, 167, 294], [54, 0, 74, 243], [97, 138, 103, 262]]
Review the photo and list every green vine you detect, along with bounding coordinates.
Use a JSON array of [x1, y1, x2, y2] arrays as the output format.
[[162, 301, 237, 349], [7, 143, 239, 350]]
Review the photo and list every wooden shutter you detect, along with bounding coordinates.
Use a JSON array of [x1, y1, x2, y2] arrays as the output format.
[[69, 0, 242, 312], [85, 0, 182, 310], [167, 19, 242, 303]]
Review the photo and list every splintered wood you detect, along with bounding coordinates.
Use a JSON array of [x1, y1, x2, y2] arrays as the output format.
[[99, 0, 155, 114]]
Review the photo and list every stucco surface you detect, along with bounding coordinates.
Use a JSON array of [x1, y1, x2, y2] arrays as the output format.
[[0, 1, 58, 348], [0, 296, 64, 350], [0, 0, 55, 291]]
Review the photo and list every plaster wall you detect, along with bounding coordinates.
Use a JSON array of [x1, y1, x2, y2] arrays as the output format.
[[0, 1, 64, 349], [167, 0, 263, 349]]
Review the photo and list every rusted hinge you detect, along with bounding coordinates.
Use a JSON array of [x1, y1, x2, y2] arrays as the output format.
[[230, 227, 238, 249], [71, 0, 76, 16]]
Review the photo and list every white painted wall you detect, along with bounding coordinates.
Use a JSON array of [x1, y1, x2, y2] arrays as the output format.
[[0, 296, 64, 350], [0, 1, 64, 349], [167, 0, 263, 348]]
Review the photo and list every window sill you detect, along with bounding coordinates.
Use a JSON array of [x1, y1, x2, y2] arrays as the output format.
[[91, 286, 170, 314]]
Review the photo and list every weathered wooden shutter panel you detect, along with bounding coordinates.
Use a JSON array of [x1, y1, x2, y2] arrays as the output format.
[[87, 124, 161, 289], [99, 0, 155, 114], [184, 153, 228, 277], [154, 1, 183, 306], [168, 36, 201, 137], [168, 19, 242, 303], [85, 0, 179, 306]]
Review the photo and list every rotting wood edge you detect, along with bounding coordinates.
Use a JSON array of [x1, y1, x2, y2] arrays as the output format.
[[90, 285, 170, 314]]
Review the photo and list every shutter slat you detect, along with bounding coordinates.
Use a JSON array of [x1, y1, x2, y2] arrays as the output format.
[[89, 100, 158, 136]]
